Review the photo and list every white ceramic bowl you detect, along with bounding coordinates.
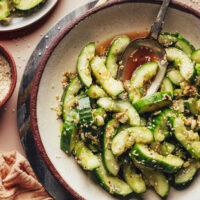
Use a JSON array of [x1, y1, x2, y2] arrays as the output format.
[[30, 1, 200, 200]]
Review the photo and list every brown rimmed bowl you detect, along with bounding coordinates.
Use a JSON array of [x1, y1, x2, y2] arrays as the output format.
[[0, 44, 17, 107], [30, 1, 200, 200]]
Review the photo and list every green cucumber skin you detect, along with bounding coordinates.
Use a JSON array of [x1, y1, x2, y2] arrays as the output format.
[[174, 160, 199, 186], [175, 38, 195, 56], [111, 127, 153, 156], [106, 36, 130, 78], [130, 144, 184, 174], [60, 108, 79, 153], [87, 85, 107, 99], [192, 49, 200, 64], [134, 160, 169, 197], [172, 117, 200, 159], [195, 63, 200, 76], [61, 77, 82, 122], [103, 119, 120, 176], [60, 121, 77, 153], [151, 109, 177, 142], [95, 154, 133, 196], [160, 77, 174, 98], [122, 163, 146, 194], [74, 141, 100, 171], [160, 142, 175, 156], [90, 56, 124, 97], [77, 42, 95, 88], [184, 98, 198, 116], [167, 69, 184, 86], [165, 47, 195, 82], [93, 107, 107, 126], [151, 141, 175, 156], [158, 32, 178, 47], [97, 97, 140, 126], [129, 62, 158, 103], [133, 92, 172, 114], [0, 0, 10, 20], [78, 95, 93, 125], [158, 33, 195, 56], [13, 0, 46, 11]]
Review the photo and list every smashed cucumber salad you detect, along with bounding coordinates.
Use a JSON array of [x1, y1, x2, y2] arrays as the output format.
[[59, 32, 200, 198], [0, 0, 47, 22]]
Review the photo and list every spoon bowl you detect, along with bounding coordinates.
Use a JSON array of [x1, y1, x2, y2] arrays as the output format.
[[120, 0, 171, 95], [119, 38, 168, 95]]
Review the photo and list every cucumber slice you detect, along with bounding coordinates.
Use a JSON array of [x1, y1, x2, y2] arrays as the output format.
[[106, 36, 130, 78], [97, 97, 140, 126], [130, 144, 184, 174], [122, 163, 146, 194], [87, 85, 107, 99], [151, 141, 175, 156], [78, 94, 93, 126], [111, 127, 153, 156], [133, 92, 172, 114], [195, 63, 200, 75], [165, 47, 195, 81], [90, 56, 124, 97], [175, 38, 195, 56], [95, 154, 133, 196], [77, 42, 95, 87], [60, 122, 76, 153], [172, 117, 200, 159], [158, 32, 177, 47], [160, 142, 175, 156], [175, 160, 199, 185], [13, 0, 45, 11], [103, 119, 120, 176], [60, 108, 79, 153], [184, 97, 198, 116], [160, 77, 173, 98], [167, 69, 184, 86], [159, 33, 195, 56], [192, 49, 200, 64], [134, 160, 169, 197], [74, 141, 100, 170], [0, 0, 10, 20], [151, 108, 177, 142], [128, 62, 159, 103], [92, 107, 106, 126], [61, 77, 82, 122]]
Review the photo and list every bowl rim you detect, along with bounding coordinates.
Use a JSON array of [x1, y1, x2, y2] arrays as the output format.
[[30, 0, 200, 199], [0, 44, 17, 108]]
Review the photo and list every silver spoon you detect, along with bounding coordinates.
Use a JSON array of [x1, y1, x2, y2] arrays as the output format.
[[118, 0, 171, 96]]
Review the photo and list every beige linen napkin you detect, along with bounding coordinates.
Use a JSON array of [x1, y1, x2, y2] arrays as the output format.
[[0, 151, 53, 200]]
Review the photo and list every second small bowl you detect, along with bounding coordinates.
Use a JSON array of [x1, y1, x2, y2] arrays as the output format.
[[0, 44, 17, 107]]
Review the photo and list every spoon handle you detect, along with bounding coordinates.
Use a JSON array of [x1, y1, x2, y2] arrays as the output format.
[[149, 0, 171, 39]]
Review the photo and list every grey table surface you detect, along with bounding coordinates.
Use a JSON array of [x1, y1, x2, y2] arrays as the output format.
[[17, 1, 98, 199]]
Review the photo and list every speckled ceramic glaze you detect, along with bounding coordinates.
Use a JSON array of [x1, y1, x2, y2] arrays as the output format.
[[30, 1, 200, 200]]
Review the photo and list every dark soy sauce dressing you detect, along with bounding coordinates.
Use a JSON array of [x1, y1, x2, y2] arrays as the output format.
[[124, 47, 158, 81], [96, 32, 158, 81]]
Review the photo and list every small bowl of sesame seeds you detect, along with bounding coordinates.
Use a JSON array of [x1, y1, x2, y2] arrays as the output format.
[[0, 44, 17, 108]]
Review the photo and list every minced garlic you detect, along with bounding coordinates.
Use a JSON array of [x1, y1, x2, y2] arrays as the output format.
[[0, 54, 11, 103]]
